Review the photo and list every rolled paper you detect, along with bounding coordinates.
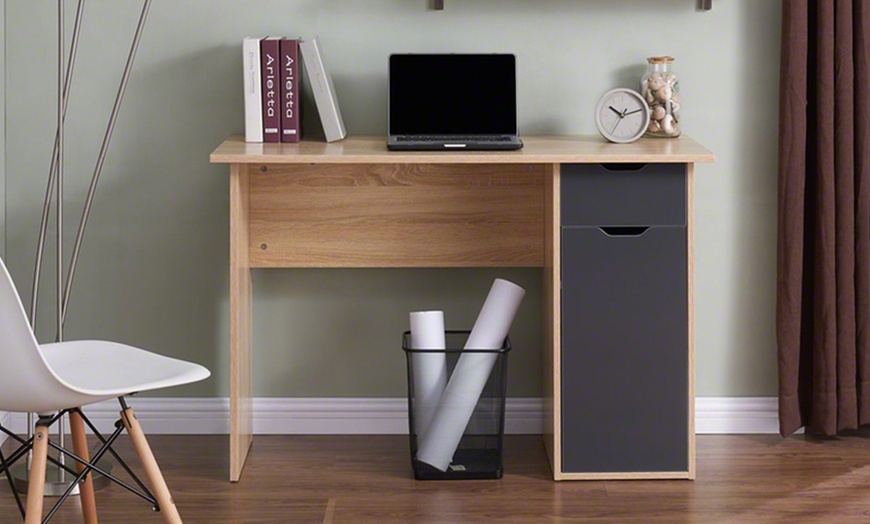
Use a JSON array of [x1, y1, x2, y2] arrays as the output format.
[[415, 278, 526, 471], [409, 311, 448, 441]]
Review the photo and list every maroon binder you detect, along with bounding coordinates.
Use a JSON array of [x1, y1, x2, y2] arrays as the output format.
[[260, 37, 281, 143], [280, 39, 301, 143]]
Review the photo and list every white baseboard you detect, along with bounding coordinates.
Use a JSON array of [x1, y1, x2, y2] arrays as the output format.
[[0, 411, 8, 446], [695, 397, 785, 434], [1, 398, 543, 436], [0, 397, 782, 436]]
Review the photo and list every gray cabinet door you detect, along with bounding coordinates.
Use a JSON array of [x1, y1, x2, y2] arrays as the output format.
[[561, 226, 688, 473]]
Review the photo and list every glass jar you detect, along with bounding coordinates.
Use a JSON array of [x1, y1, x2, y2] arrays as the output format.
[[641, 56, 681, 138]]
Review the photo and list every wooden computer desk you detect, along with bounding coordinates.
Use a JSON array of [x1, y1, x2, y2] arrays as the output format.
[[210, 135, 714, 482]]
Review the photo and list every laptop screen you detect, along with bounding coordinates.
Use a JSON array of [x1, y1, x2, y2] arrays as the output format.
[[389, 54, 517, 136]]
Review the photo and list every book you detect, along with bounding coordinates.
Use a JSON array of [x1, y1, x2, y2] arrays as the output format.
[[280, 38, 301, 143], [242, 37, 263, 142], [300, 37, 346, 142], [260, 36, 282, 143]]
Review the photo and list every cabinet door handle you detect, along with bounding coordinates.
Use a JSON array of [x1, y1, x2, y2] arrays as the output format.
[[600, 163, 648, 172], [598, 226, 649, 237]]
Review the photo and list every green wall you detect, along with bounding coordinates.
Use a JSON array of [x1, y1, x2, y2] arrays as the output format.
[[3, 0, 782, 398], [1, 4, 5, 258]]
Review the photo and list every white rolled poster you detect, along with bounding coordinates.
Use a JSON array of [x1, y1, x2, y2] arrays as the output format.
[[415, 278, 526, 471], [409, 311, 448, 441]]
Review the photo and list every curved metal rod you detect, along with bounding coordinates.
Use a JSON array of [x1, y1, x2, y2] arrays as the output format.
[[56, 0, 67, 478], [61, 0, 152, 325], [29, 0, 85, 328], [57, 0, 65, 343], [28, 0, 85, 464]]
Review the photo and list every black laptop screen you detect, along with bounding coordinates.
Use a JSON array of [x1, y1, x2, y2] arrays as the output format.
[[389, 54, 517, 136]]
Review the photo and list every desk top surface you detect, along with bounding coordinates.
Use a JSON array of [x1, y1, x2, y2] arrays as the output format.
[[210, 135, 715, 165]]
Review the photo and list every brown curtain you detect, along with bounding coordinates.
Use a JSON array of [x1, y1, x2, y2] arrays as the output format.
[[778, 0, 870, 436]]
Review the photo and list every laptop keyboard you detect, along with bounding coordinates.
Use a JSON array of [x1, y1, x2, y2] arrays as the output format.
[[397, 135, 512, 142]]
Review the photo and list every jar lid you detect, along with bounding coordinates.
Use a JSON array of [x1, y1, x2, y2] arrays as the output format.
[[647, 56, 675, 64]]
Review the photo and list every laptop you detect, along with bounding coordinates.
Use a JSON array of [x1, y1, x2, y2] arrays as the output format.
[[387, 54, 523, 151]]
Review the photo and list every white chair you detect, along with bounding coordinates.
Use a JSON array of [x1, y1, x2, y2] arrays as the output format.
[[0, 256, 210, 523]]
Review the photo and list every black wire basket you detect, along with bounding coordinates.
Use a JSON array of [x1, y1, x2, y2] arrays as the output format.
[[402, 330, 510, 480]]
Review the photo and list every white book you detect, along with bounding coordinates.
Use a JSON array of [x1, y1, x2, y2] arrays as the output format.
[[300, 37, 346, 142], [242, 37, 263, 142]]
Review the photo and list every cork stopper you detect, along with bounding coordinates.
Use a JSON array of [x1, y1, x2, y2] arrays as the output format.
[[647, 56, 675, 64]]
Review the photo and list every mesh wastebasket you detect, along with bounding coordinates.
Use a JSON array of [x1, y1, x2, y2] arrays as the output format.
[[403, 330, 510, 480]]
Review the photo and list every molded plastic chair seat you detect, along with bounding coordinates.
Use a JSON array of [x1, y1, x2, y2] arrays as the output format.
[[38, 340, 210, 409]]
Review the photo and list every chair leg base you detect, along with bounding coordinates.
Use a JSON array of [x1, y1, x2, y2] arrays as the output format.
[[24, 424, 50, 524], [121, 407, 183, 524], [2, 403, 183, 523], [70, 409, 98, 524]]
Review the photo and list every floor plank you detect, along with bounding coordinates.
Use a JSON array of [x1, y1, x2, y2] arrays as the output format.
[[4, 433, 870, 522]]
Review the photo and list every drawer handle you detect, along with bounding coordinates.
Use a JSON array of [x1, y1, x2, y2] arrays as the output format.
[[599, 226, 649, 237], [600, 163, 648, 172]]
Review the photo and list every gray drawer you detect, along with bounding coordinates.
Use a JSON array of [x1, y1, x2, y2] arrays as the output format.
[[561, 163, 686, 226]]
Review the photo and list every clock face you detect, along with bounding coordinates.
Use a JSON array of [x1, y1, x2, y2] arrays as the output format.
[[594, 88, 651, 144]]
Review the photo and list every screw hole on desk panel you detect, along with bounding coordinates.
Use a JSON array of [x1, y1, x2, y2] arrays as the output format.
[[260, 166, 267, 172], [260, 244, 268, 250]]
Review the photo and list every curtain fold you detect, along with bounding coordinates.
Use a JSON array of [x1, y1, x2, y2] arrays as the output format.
[[778, 0, 870, 437]]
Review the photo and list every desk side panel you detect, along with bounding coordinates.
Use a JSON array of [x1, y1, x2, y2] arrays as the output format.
[[687, 163, 696, 479], [230, 163, 253, 482], [543, 164, 562, 479], [248, 164, 545, 267]]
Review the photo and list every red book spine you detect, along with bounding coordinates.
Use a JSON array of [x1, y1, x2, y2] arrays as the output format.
[[260, 37, 281, 143], [280, 39, 301, 143]]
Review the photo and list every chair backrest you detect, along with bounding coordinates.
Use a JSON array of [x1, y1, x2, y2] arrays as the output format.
[[0, 256, 75, 413]]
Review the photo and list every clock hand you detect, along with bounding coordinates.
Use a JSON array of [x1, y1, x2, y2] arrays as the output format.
[[624, 108, 644, 116], [610, 117, 622, 135], [609, 105, 624, 118]]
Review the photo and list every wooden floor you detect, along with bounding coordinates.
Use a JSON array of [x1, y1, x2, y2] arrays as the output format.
[[4, 432, 870, 523]]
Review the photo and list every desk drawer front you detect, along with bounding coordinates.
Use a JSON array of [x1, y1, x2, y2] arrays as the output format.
[[561, 163, 686, 226], [247, 163, 545, 268]]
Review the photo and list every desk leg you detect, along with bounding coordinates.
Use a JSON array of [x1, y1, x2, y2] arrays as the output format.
[[229, 163, 253, 482], [686, 163, 696, 479], [542, 164, 562, 479]]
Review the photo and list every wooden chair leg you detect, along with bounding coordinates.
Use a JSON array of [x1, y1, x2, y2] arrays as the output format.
[[70, 410, 99, 524], [120, 407, 182, 524], [24, 423, 49, 524]]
